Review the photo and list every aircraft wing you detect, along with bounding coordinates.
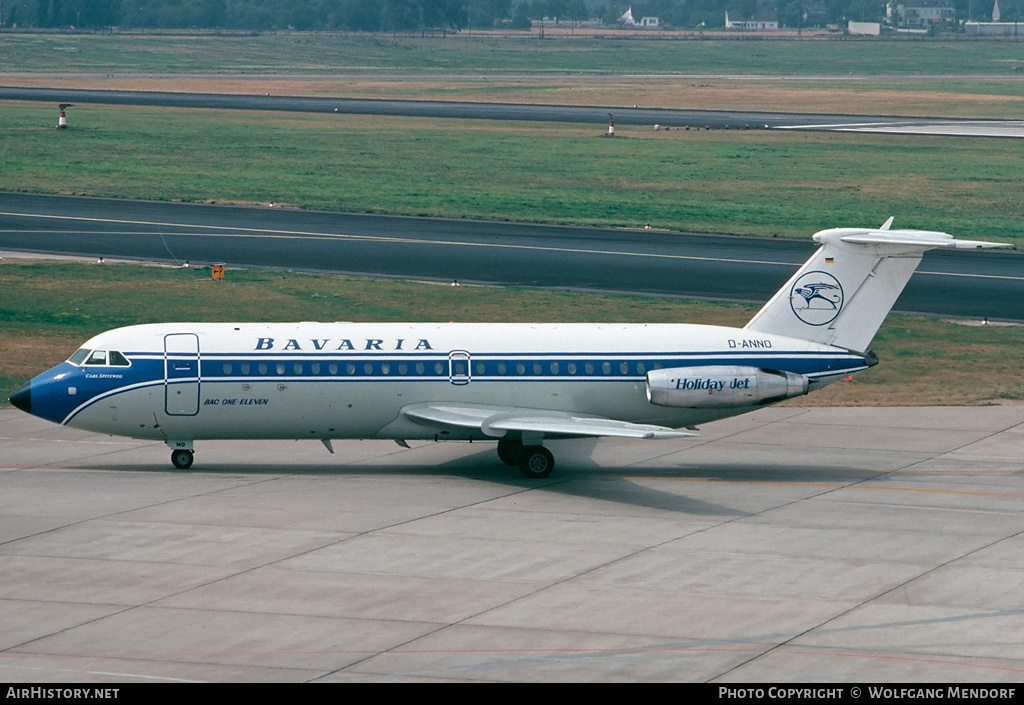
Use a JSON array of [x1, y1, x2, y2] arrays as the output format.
[[401, 403, 698, 440]]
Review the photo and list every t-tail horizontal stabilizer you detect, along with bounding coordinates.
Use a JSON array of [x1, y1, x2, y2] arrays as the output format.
[[744, 219, 1009, 354]]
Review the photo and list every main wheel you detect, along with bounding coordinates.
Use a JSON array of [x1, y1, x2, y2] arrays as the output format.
[[518, 446, 554, 479], [496, 437, 524, 466], [171, 449, 194, 470]]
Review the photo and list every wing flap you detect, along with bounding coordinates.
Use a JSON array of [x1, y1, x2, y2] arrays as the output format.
[[402, 403, 697, 440]]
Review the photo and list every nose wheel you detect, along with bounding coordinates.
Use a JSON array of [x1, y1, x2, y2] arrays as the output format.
[[170, 449, 194, 470]]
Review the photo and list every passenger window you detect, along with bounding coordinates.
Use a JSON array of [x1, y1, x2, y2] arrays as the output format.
[[223, 362, 232, 375], [241, 362, 250, 374]]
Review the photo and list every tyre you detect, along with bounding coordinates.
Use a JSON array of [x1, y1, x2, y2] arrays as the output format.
[[171, 449, 194, 470], [497, 437, 524, 466], [518, 446, 554, 479]]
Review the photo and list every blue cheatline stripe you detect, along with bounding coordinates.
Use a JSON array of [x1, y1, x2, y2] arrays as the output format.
[[58, 348, 869, 422], [123, 350, 868, 380], [61, 364, 870, 423], [184, 349, 850, 359], [193, 353, 868, 379]]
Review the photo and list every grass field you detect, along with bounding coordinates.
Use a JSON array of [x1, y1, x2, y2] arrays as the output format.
[[4, 33, 1024, 119], [4, 102, 1024, 242], [3, 260, 1022, 409], [3, 33, 1024, 77]]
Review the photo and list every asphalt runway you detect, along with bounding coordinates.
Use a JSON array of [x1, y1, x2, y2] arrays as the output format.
[[3, 405, 1024, 682], [2, 192, 1022, 321], [4, 86, 1024, 138]]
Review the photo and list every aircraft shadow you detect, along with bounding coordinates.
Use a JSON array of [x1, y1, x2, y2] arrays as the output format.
[[101, 443, 888, 517]]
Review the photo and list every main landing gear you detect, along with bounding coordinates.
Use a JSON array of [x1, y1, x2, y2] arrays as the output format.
[[170, 449, 194, 470], [497, 437, 555, 479]]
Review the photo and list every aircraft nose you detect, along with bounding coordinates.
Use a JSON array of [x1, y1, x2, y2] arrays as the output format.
[[9, 381, 31, 414]]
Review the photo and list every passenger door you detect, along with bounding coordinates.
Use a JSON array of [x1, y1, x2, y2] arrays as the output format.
[[448, 350, 471, 386], [164, 333, 200, 416]]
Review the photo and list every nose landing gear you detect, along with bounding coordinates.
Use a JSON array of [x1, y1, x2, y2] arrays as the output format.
[[170, 448, 194, 470]]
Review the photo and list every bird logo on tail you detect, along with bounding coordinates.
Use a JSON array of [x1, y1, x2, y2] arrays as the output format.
[[790, 272, 844, 326]]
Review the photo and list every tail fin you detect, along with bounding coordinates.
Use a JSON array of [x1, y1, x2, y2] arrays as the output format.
[[744, 219, 1008, 353]]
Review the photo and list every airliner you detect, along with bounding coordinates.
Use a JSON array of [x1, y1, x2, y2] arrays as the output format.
[[8, 220, 1006, 478]]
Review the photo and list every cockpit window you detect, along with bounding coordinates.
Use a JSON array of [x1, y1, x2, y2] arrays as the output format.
[[77, 350, 133, 367], [108, 351, 131, 367], [68, 349, 131, 367], [68, 349, 90, 365]]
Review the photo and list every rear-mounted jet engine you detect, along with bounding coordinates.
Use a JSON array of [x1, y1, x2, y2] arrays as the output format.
[[646, 366, 809, 408]]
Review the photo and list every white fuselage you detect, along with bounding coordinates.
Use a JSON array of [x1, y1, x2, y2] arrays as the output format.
[[32, 322, 869, 444]]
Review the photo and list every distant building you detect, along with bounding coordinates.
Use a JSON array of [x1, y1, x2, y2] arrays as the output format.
[[848, 20, 881, 34], [965, 21, 1021, 34], [725, 9, 779, 29], [887, 0, 955, 28], [618, 8, 659, 28]]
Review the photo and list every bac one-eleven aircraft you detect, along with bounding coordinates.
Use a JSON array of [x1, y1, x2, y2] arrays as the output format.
[[9, 220, 1007, 478]]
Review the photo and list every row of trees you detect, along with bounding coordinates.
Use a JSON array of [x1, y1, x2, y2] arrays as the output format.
[[0, 0, 1006, 32]]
